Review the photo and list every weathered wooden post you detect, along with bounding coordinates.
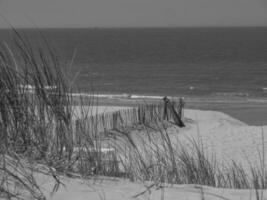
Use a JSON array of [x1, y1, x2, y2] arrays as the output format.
[[178, 97, 185, 119], [163, 96, 169, 121], [163, 96, 185, 127]]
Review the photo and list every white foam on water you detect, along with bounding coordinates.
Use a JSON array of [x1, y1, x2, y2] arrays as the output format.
[[71, 92, 165, 100]]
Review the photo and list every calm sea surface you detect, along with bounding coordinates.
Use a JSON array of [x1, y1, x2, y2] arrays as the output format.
[[1, 27, 267, 98]]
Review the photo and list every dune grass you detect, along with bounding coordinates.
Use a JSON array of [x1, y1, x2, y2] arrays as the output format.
[[0, 29, 73, 199]]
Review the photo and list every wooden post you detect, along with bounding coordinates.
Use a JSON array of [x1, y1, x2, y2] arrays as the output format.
[[163, 96, 185, 127], [178, 97, 185, 119]]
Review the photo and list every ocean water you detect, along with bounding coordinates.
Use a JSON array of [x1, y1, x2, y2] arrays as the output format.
[[1, 27, 267, 98]]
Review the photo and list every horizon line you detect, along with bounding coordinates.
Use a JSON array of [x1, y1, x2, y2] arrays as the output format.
[[1, 25, 267, 30]]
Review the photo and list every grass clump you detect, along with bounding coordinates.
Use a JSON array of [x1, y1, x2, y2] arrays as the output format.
[[0, 29, 73, 199]]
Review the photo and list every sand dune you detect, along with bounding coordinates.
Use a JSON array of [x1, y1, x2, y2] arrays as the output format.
[[31, 109, 267, 199], [173, 110, 267, 169], [40, 175, 266, 200]]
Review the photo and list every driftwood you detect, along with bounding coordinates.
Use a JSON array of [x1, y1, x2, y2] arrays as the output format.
[[163, 96, 185, 127]]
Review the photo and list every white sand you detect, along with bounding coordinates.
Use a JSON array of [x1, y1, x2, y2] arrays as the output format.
[[12, 108, 267, 200], [39, 175, 266, 200], [171, 109, 267, 168]]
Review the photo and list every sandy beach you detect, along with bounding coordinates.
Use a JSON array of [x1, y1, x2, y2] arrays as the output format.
[[3, 88, 267, 199], [40, 176, 267, 200], [35, 101, 267, 200]]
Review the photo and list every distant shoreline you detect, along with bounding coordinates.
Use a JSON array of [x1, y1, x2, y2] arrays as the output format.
[[70, 92, 267, 103], [70, 92, 267, 126]]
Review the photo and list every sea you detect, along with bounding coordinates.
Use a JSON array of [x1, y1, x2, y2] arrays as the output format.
[[1, 27, 267, 99]]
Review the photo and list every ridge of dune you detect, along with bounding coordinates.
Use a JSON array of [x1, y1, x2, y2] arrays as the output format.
[[40, 174, 266, 200], [171, 109, 267, 168]]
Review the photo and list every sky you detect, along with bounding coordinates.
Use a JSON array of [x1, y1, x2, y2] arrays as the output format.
[[0, 0, 267, 28]]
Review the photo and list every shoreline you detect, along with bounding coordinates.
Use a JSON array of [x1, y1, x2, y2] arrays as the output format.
[[70, 91, 267, 104], [71, 92, 267, 102], [71, 93, 267, 126]]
